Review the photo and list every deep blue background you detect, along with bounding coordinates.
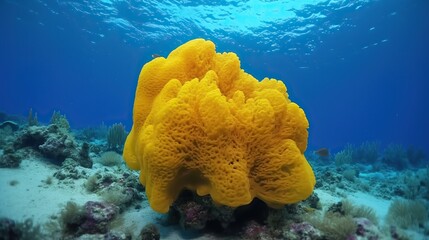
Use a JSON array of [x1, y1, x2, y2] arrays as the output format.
[[1, 0, 428, 152]]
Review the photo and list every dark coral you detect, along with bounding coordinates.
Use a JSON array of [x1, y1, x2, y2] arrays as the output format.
[[327, 202, 346, 216], [139, 223, 160, 240], [54, 158, 87, 180], [79, 201, 119, 234], [14, 125, 47, 149], [0, 146, 22, 168], [176, 201, 209, 230], [0, 218, 45, 240], [11, 124, 93, 168], [57, 201, 120, 237], [39, 134, 74, 160], [0, 217, 20, 240], [77, 142, 93, 168], [304, 192, 320, 209], [38, 125, 76, 162], [241, 220, 268, 240], [169, 191, 237, 230], [287, 222, 322, 239], [168, 190, 307, 237], [348, 218, 384, 240]]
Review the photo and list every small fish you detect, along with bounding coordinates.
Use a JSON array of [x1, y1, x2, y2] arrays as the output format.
[[314, 148, 329, 157], [152, 53, 162, 59]]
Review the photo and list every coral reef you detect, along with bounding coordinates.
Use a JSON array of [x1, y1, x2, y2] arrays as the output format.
[[0, 217, 21, 240], [168, 190, 236, 230], [312, 142, 429, 203], [300, 200, 394, 240], [2, 107, 428, 239], [84, 170, 144, 209], [240, 220, 268, 240], [12, 125, 72, 161], [80, 201, 119, 234], [176, 201, 209, 230], [352, 217, 383, 240], [165, 189, 324, 239], [57, 201, 86, 235], [0, 121, 18, 149], [0, 218, 45, 240], [124, 38, 315, 213], [50, 110, 70, 132], [0, 145, 23, 168], [5, 123, 93, 168], [139, 223, 160, 240], [51, 201, 120, 238], [100, 184, 138, 209], [38, 125, 76, 161], [53, 158, 88, 180], [13, 125, 46, 149], [162, 191, 397, 239], [285, 222, 322, 240], [77, 142, 93, 168]]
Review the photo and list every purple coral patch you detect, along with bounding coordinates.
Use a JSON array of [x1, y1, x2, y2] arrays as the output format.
[[79, 201, 119, 234]]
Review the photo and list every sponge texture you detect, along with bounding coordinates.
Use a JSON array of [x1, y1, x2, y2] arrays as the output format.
[[123, 38, 315, 213]]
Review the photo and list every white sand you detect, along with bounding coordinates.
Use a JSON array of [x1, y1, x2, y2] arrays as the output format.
[[315, 189, 390, 225], [0, 157, 205, 239], [0, 158, 426, 239], [348, 191, 391, 223], [0, 158, 100, 224], [316, 188, 428, 240]]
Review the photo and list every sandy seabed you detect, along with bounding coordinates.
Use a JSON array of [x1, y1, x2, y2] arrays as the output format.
[[0, 157, 427, 240]]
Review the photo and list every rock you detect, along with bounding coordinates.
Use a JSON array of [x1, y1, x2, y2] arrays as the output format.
[[170, 191, 237, 230], [327, 201, 346, 215], [54, 158, 86, 180], [352, 217, 383, 239], [241, 220, 268, 240], [0, 217, 20, 239], [139, 223, 160, 240], [176, 201, 209, 230], [288, 222, 322, 239], [14, 125, 47, 149], [79, 201, 119, 234], [0, 153, 22, 168], [13, 124, 78, 164], [305, 192, 321, 209], [0, 121, 19, 131], [39, 132, 76, 162], [77, 142, 93, 168]]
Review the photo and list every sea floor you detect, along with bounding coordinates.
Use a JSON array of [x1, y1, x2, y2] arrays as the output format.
[[0, 117, 428, 239], [1, 156, 428, 239]]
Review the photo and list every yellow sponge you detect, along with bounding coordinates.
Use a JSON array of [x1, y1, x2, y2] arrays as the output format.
[[123, 38, 315, 213]]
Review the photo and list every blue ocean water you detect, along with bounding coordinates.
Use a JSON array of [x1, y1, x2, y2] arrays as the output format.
[[1, 0, 428, 153]]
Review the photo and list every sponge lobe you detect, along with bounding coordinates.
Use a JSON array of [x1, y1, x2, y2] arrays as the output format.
[[123, 38, 315, 213]]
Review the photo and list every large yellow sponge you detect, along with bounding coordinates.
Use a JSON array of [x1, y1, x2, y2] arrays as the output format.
[[123, 38, 315, 213]]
